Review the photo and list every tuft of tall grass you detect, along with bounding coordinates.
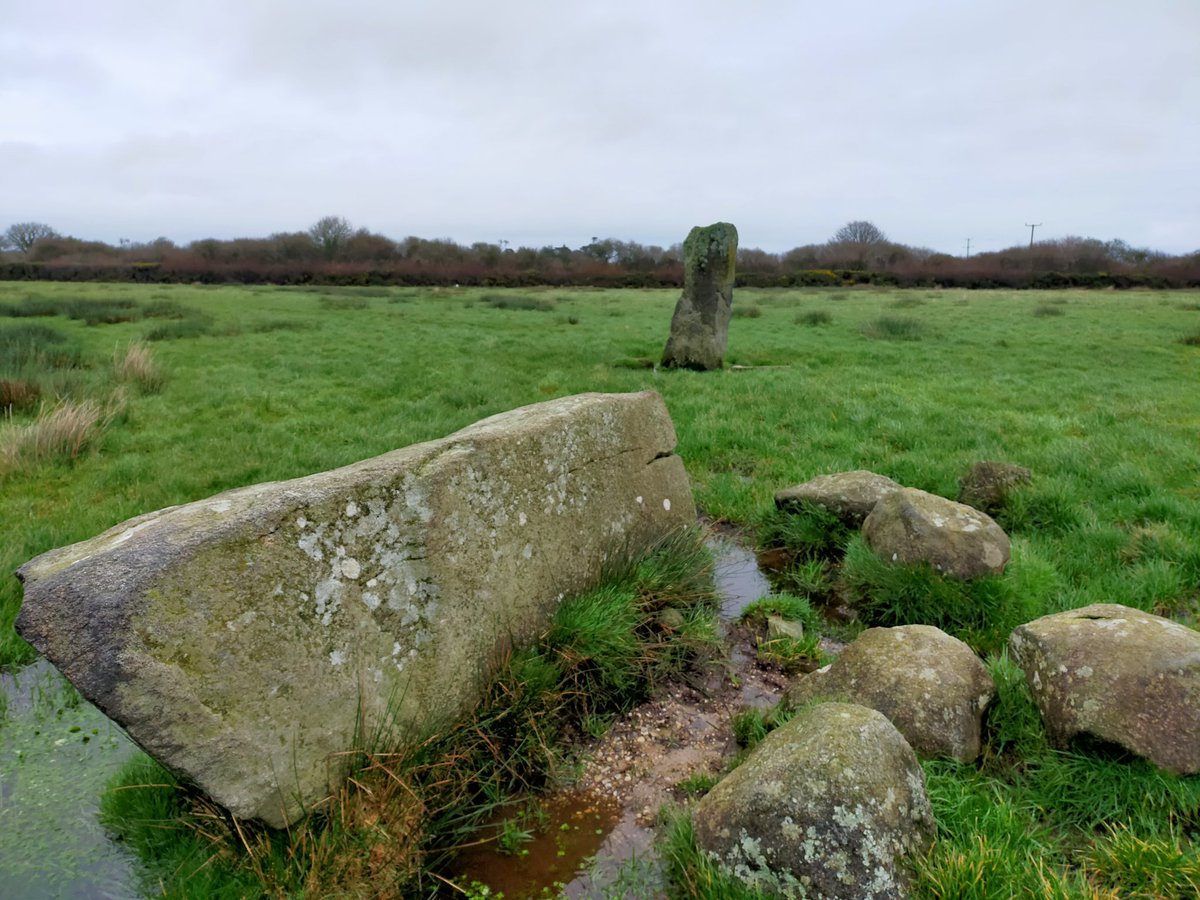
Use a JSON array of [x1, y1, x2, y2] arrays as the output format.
[[994, 484, 1083, 535], [1179, 331, 1200, 346], [738, 592, 820, 628], [318, 295, 370, 310], [795, 309, 833, 326], [480, 293, 554, 312], [1019, 750, 1200, 837], [1082, 825, 1200, 897], [977, 652, 1049, 772], [0, 378, 41, 413], [140, 300, 191, 319], [837, 536, 1039, 654], [2, 296, 65, 317], [731, 305, 763, 319], [63, 299, 141, 326], [1032, 304, 1067, 317], [0, 399, 104, 472], [144, 317, 213, 341], [756, 502, 853, 562], [112, 342, 165, 394], [861, 316, 930, 340], [0, 323, 81, 370]]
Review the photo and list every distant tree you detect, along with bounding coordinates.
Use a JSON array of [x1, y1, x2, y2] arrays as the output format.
[[781, 245, 820, 270], [342, 229, 397, 263], [830, 220, 888, 246], [471, 241, 503, 267], [270, 231, 320, 262], [307, 215, 354, 260], [190, 238, 222, 262], [737, 247, 781, 275], [4, 221, 59, 255], [826, 221, 889, 269]]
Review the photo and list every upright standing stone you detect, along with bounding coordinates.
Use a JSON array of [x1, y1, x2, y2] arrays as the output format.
[[661, 222, 738, 370], [16, 391, 696, 827]]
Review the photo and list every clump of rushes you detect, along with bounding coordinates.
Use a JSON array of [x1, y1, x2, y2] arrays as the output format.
[[837, 536, 1041, 655], [795, 309, 832, 326], [112, 342, 165, 394], [756, 502, 852, 563], [0, 399, 104, 473], [101, 527, 719, 898], [480, 293, 554, 312], [861, 316, 930, 340], [731, 305, 763, 319]]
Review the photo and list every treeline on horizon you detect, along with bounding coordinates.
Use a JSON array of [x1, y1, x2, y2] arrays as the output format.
[[2, 217, 1197, 290]]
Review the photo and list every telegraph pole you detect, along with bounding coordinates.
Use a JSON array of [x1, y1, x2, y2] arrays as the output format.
[[964, 238, 972, 258], [1025, 223, 1042, 249]]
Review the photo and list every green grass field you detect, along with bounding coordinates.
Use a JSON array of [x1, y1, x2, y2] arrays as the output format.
[[2, 282, 1199, 896]]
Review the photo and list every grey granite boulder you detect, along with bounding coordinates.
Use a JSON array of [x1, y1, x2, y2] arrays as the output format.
[[661, 222, 738, 371], [694, 702, 935, 899], [1010, 603, 1200, 773], [957, 461, 1031, 515], [774, 470, 902, 526], [16, 391, 695, 827], [863, 487, 1011, 579], [784, 625, 995, 762]]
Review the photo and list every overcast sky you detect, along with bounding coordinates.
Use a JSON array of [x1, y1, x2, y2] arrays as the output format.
[[3, 0, 1197, 255]]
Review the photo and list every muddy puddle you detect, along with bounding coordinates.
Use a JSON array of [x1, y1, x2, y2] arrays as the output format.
[[0, 658, 140, 899], [444, 535, 785, 898], [450, 790, 624, 898]]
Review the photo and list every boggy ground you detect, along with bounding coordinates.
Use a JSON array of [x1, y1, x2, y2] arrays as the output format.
[[573, 621, 787, 826]]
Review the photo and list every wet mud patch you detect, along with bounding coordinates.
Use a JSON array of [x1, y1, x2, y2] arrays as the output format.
[[451, 791, 621, 897], [449, 534, 803, 897]]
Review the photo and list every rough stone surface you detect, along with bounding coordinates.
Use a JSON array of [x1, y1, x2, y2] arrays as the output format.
[[957, 460, 1031, 515], [693, 702, 935, 899], [1009, 603, 1200, 774], [863, 487, 1011, 580], [774, 470, 902, 526], [661, 222, 738, 371], [784, 625, 995, 763], [16, 391, 695, 827]]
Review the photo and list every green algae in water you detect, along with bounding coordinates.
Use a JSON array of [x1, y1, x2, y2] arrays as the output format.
[[0, 659, 139, 899]]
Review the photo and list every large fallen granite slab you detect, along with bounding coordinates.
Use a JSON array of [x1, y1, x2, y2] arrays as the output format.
[[16, 391, 695, 827]]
